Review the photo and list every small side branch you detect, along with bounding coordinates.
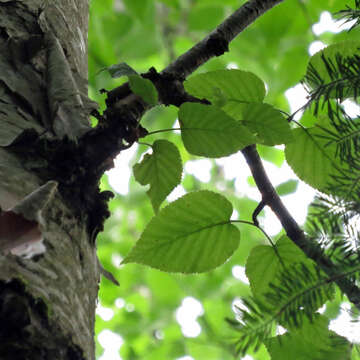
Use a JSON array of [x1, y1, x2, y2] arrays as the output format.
[[242, 145, 302, 241], [241, 144, 360, 309], [252, 199, 265, 226]]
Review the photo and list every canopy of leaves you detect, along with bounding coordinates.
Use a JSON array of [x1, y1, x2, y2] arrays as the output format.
[[88, 0, 360, 359]]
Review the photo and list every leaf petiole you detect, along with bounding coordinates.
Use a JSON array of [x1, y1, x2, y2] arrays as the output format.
[[145, 128, 181, 136]]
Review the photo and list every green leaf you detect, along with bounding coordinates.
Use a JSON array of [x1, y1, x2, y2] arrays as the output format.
[[242, 103, 294, 146], [128, 75, 158, 105], [187, 342, 224, 360], [352, 346, 360, 360], [123, 0, 150, 22], [275, 179, 298, 196], [122, 191, 240, 273], [184, 69, 266, 108], [304, 40, 360, 95], [179, 103, 255, 157], [265, 314, 351, 360], [158, 0, 179, 8], [188, 6, 225, 31], [257, 145, 285, 167], [246, 236, 309, 299], [285, 127, 345, 192], [133, 140, 182, 213], [211, 86, 227, 107], [106, 62, 138, 78]]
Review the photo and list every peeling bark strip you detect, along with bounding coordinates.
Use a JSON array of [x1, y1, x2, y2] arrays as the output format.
[[0, 181, 57, 254], [45, 32, 91, 141]]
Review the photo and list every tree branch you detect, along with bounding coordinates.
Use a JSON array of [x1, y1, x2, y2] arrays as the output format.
[[44, 0, 284, 238], [242, 144, 360, 309], [81, 0, 360, 310], [80, 0, 284, 171], [164, 0, 284, 78]]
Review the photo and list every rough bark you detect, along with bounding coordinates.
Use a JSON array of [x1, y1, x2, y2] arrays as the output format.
[[2, 0, 356, 358], [0, 1, 99, 359]]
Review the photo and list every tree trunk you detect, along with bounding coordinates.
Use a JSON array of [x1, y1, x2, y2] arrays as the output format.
[[0, 1, 100, 359]]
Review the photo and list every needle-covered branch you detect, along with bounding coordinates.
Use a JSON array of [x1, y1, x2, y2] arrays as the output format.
[[241, 144, 360, 309]]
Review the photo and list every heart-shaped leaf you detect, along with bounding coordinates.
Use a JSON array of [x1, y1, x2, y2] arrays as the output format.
[[122, 191, 240, 273], [133, 140, 182, 213]]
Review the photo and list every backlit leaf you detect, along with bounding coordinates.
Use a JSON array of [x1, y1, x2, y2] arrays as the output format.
[[246, 236, 309, 299], [184, 69, 265, 106], [242, 103, 294, 146], [122, 191, 240, 273], [129, 75, 158, 105], [133, 140, 182, 213], [275, 179, 298, 196], [285, 127, 345, 192], [265, 314, 351, 360], [179, 103, 255, 157], [304, 40, 360, 98]]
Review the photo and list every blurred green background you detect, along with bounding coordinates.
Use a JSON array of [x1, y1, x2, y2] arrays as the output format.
[[87, 1, 359, 359]]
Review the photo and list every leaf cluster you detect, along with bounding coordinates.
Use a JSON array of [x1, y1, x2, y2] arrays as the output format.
[[112, 17, 360, 360], [122, 68, 293, 272], [226, 5, 360, 357], [89, 1, 360, 359]]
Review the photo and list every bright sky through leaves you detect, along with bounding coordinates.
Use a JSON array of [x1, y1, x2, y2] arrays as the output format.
[[312, 11, 356, 35], [93, 6, 359, 359]]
